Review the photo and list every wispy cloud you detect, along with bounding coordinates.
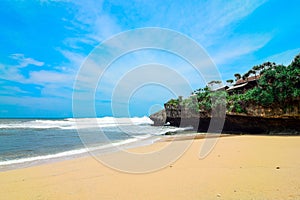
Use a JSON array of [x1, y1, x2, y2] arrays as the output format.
[[258, 48, 300, 66], [4, 0, 297, 117], [0, 85, 30, 96], [58, 49, 86, 70], [0, 55, 75, 101], [10, 53, 44, 67], [212, 34, 272, 65], [195, 0, 271, 65], [0, 63, 73, 86], [50, 0, 271, 80], [62, 0, 121, 50], [29, 70, 74, 85], [198, 0, 268, 36]]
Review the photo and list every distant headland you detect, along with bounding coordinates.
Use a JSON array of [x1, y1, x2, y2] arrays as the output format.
[[150, 53, 300, 134]]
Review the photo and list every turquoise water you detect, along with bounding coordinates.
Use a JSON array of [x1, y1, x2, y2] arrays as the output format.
[[0, 117, 187, 170]]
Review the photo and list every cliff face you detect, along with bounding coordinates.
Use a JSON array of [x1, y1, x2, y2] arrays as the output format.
[[150, 102, 300, 134], [149, 109, 166, 126], [150, 53, 300, 134], [244, 98, 300, 118]]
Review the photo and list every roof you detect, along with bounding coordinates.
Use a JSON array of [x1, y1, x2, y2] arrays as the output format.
[[213, 85, 229, 91], [227, 82, 248, 91], [235, 75, 260, 85]]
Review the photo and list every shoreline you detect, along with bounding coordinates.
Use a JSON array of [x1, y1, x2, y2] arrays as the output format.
[[0, 134, 162, 172], [0, 132, 297, 172], [1, 135, 300, 199], [0, 118, 192, 172], [0, 131, 230, 172]]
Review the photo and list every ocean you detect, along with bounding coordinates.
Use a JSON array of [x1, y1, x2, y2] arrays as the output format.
[[0, 117, 190, 171]]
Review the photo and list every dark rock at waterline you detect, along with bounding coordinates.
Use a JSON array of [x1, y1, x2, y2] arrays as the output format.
[[149, 109, 166, 126], [150, 110, 300, 134]]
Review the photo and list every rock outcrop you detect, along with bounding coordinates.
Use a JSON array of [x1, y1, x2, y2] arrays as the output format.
[[150, 103, 300, 134], [149, 109, 166, 126]]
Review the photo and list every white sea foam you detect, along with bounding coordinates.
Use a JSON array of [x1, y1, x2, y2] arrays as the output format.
[[0, 148, 88, 166], [0, 137, 148, 166], [156, 126, 193, 135], [0, 117, 193, 168], [0, 116, 154, 130]]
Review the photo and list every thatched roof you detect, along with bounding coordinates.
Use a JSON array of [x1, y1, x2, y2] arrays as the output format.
[[235, 75, 260, 85]]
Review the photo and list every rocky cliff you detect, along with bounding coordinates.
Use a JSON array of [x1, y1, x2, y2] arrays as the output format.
[[150, 102, 300, 134], [150, 53, 300, 134]]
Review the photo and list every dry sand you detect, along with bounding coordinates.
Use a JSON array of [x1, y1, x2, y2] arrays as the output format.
[[1, 135, 300, 200]]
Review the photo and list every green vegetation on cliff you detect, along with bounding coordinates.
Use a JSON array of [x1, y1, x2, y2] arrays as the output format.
[[165, 53, 300, 116]]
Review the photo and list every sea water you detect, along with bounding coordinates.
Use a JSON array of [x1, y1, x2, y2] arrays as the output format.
[[0, 117, 190, 171]]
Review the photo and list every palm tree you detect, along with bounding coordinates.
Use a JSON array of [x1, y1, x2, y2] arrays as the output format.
[[226, 79, 234, 85], [258, 64, 265, 73], [248, 70, 256, 79], [242, 74, 246, 80], [252, 65, 260, 78], [234, 73, 241, 81], [242, 72, 250, 82], [207, 80, 222, 90], [264, 61, 276, 70], [260, 62, 277, 75]]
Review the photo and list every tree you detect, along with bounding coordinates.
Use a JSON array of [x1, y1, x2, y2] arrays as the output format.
[[290, 53, 300, 68], [252, 65, 260, 78], [242, 72, 250, 81], [248, 69, 255, 76], [234, 73, 241, 81], [258, 64, 265, 74], [226, 79, 234, 85], [208, 80, 222, 85], [207, 80, 222, 90], [288, 53, 300, 95], [261, 62, 276, 74], [165, 52, 300, 117]]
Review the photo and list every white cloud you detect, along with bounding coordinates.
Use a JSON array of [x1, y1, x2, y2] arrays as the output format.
[[1, 0, 274, 116], [58, 49, 86, 70], [0, 63, 74, 86], [40, 84, 73, 99], [56, 0, 271, 83], [0, 64, 26, 82], [10, 53, 44, 67], [0, 86, 29, 95], [29, 70, 74, 84], [84, 13, 122, 43], [62, 0, 121, 50], [258, 48, 300, 66], [200, 0, 267, 36], [212, 34, 272, 65], [191, 0, 271, 66]]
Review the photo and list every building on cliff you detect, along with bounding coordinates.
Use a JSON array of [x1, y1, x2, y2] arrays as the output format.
[[227, 75, 260, 94]]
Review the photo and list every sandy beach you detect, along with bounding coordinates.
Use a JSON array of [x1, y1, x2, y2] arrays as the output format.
[[1, 135, 300, 200]]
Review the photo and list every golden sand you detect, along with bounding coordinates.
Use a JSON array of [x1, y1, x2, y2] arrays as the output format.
[[1, 135, 300, 200]]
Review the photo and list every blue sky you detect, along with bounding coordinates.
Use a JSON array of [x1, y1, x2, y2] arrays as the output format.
[[0, 0, 299, 118]]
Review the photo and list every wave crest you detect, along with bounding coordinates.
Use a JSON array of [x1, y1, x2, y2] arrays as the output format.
[[0, 117, 154, 130]]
